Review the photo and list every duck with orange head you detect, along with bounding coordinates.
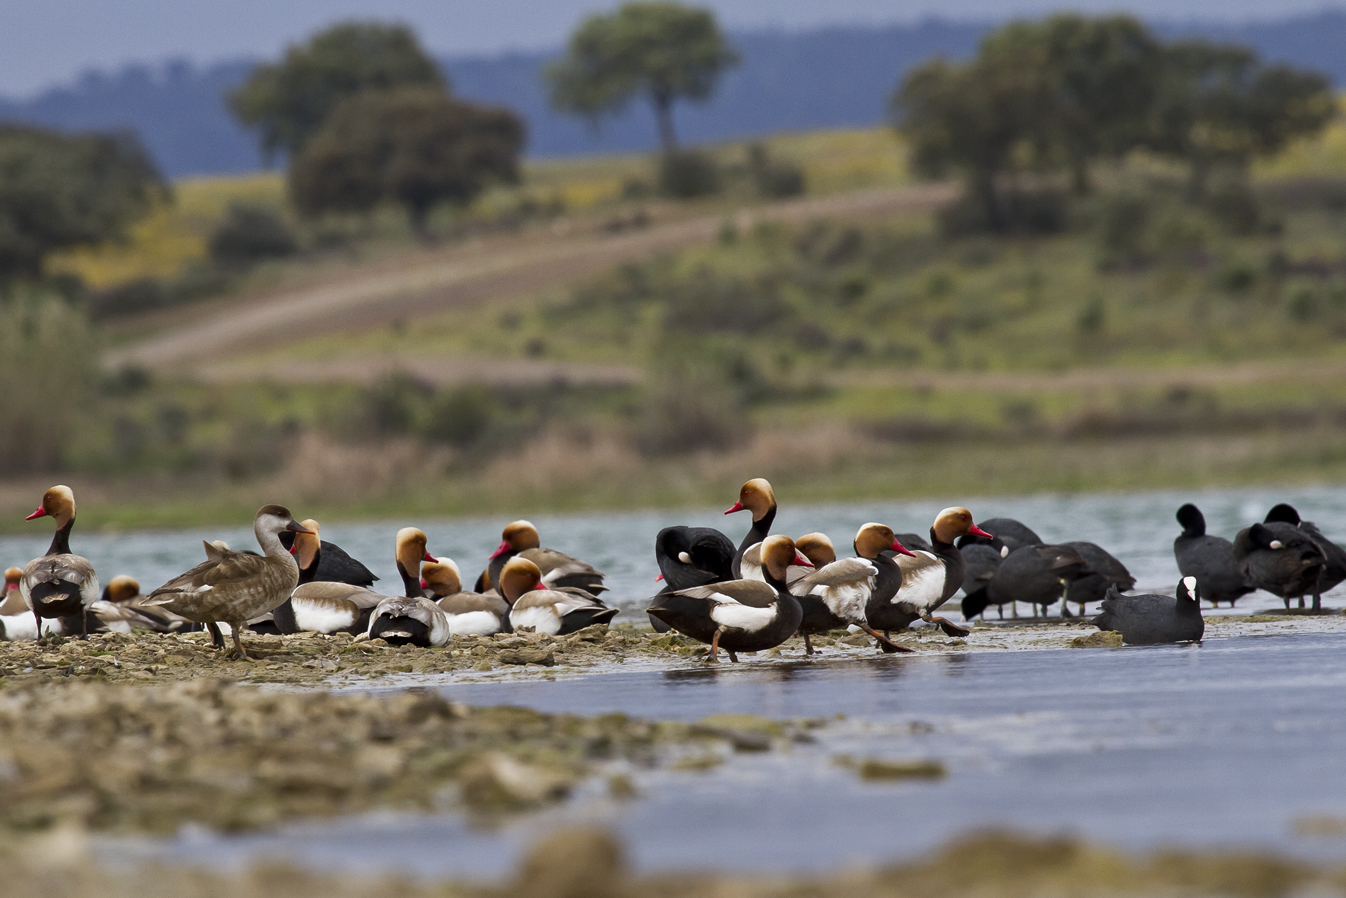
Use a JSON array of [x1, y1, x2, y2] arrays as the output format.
[[866, 507, 991, 639], [20, 486, 99, 641], [648, 534, 811, 663]]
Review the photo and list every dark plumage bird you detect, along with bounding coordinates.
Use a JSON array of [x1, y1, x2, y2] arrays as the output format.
[[1173, 504, 1253, 608], [1093, 577, 1204, 645], [894, 532, 933, 554], [655, 526, 736, 589], [956, 517, 1043, 556], [866, 507, 991, 638], [1061, 541, 1135, 615], [279, 525, 378, 587], [1263, 504, 1346, 597], [1234, 521, 1326, 611], [985, 543, 1091, 617], [959, 543, 1005, 620], [648, 535, 807, 663]]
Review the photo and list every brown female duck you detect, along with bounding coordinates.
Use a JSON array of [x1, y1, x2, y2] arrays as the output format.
[[143, 505, 312, 660]]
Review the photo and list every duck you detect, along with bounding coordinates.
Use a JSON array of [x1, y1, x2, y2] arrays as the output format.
[[0, 567, 24, 615], [741, 531, 828, 586], [958, 543, 1005, 620], [985, 543, 1091, 618], [1173, 504, 1254, 608], [654, 525, 736, 589], [277, 524, 416, 635], [88, 576, 196, 634], [20, 485, 99, 641], [142, 505, 311, 660], [1234, 521, 1326, 611], [394, 527, 438, 596], [649, 523, 737, 632], [789, 524, 917, 655], [956, 517, 1042, 556], [422, 558, 511, 637], [367, 594, 451, 647], [278, 521, 378, 587], [1092, 577, 1204, 645], [724, 478, 777, 578], [500, 557, 619, 635], [648, 534, 808, 662], [1263, 504, 1346, 597], [477, 520, 607, 596], [866, 507, 991, 638], [1059, 541, 1135, 615]]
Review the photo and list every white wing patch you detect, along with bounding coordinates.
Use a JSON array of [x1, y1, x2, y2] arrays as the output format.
[[893, 552, 947, 610], [812, 581, 871, 625]]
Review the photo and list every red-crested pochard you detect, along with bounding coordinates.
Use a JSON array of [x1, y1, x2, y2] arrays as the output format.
[[866, 507, 990, 638], [647, 534, 809, 663], [0, 567, 24, 616], [724, 478, 777, 578], [368, 594, 451, 647], [395, 527, 438, 596], [422, 559, 511, 637], [791, 524, 918, 655], [500, 557, 618, 635], [20, 486, 99, 641], [478, 520, 607, 596], [143, 505, 312, 660]]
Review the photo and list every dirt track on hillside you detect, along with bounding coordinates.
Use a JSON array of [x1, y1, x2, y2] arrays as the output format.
[[105, 184, 953, 376]]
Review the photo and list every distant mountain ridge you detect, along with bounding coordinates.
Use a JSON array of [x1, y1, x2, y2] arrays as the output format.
[[3, 12, 1345, 178]]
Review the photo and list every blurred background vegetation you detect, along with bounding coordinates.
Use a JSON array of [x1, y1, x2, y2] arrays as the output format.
[[4, 5, 1346, 527]]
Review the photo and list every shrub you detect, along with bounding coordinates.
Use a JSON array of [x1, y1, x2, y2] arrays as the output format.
[[1097, 192, 1151, 258], [208, 203, 298, 265], [1205, 178, 1260, 236], [662, 271, 786, 335], [0, 296, 98, 472], [658, 150, 720, 199], [747, 144, 805, 199], [425, 385, 494, 447], [635, 365, 745, 456]]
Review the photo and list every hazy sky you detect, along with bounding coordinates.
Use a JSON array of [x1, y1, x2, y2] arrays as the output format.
[[2, 0, 1342, 97]]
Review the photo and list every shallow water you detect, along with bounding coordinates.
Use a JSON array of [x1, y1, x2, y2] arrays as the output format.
[[108, 626, 1346, 878], [8, 483, 1346, 618], [30, 484, 1346, 876]]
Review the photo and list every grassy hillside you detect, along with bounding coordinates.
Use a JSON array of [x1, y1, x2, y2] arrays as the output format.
[[16, 115, 1346, 529]]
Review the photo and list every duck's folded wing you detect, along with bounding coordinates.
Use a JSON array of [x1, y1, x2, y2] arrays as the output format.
[[438, 592, 509, 615], [739, 543, 764, 581], [522, 548, 604, 579], [292, 582, 385, 609], [791, 558, 877, 594], [548, 587, 610, 614], [673, 579, 778, 608]]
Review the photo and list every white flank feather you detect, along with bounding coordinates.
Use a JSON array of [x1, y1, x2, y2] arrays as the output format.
[[709, 600, 777, 632], [813, 581, 872, 624], [447, 610, 502, 637], [510, 605, 561, 635], [293, 601, 357, 634]]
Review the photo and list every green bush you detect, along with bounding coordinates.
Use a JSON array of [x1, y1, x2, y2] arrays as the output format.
[[424, 385, 494, 448], [658, 150, 721, 199], [208, 203, 298, 265], [747, 144, 805, 199], [634, 364, 746, 456]]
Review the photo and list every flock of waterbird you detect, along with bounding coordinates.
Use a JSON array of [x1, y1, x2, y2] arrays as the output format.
[[3, 480, 1342, 661]]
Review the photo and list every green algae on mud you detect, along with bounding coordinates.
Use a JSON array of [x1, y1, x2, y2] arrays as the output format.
[[0, 677, 821, 837]]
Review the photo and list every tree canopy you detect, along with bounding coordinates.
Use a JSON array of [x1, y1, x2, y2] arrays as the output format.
[[893, 15, 1335, 229], [289, 87, 525, 232], [0, 126, 165, 287], [545, 2, 739, 152], [229, 21, 446, 159]]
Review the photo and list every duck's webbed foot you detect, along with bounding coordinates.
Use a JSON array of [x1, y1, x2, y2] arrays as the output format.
[[923, 614, 970, 638], [802, 633, 816, 656], [703, 630, 721, 663], [206, 621, 226, 649], [863, 625, 914, 654]]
